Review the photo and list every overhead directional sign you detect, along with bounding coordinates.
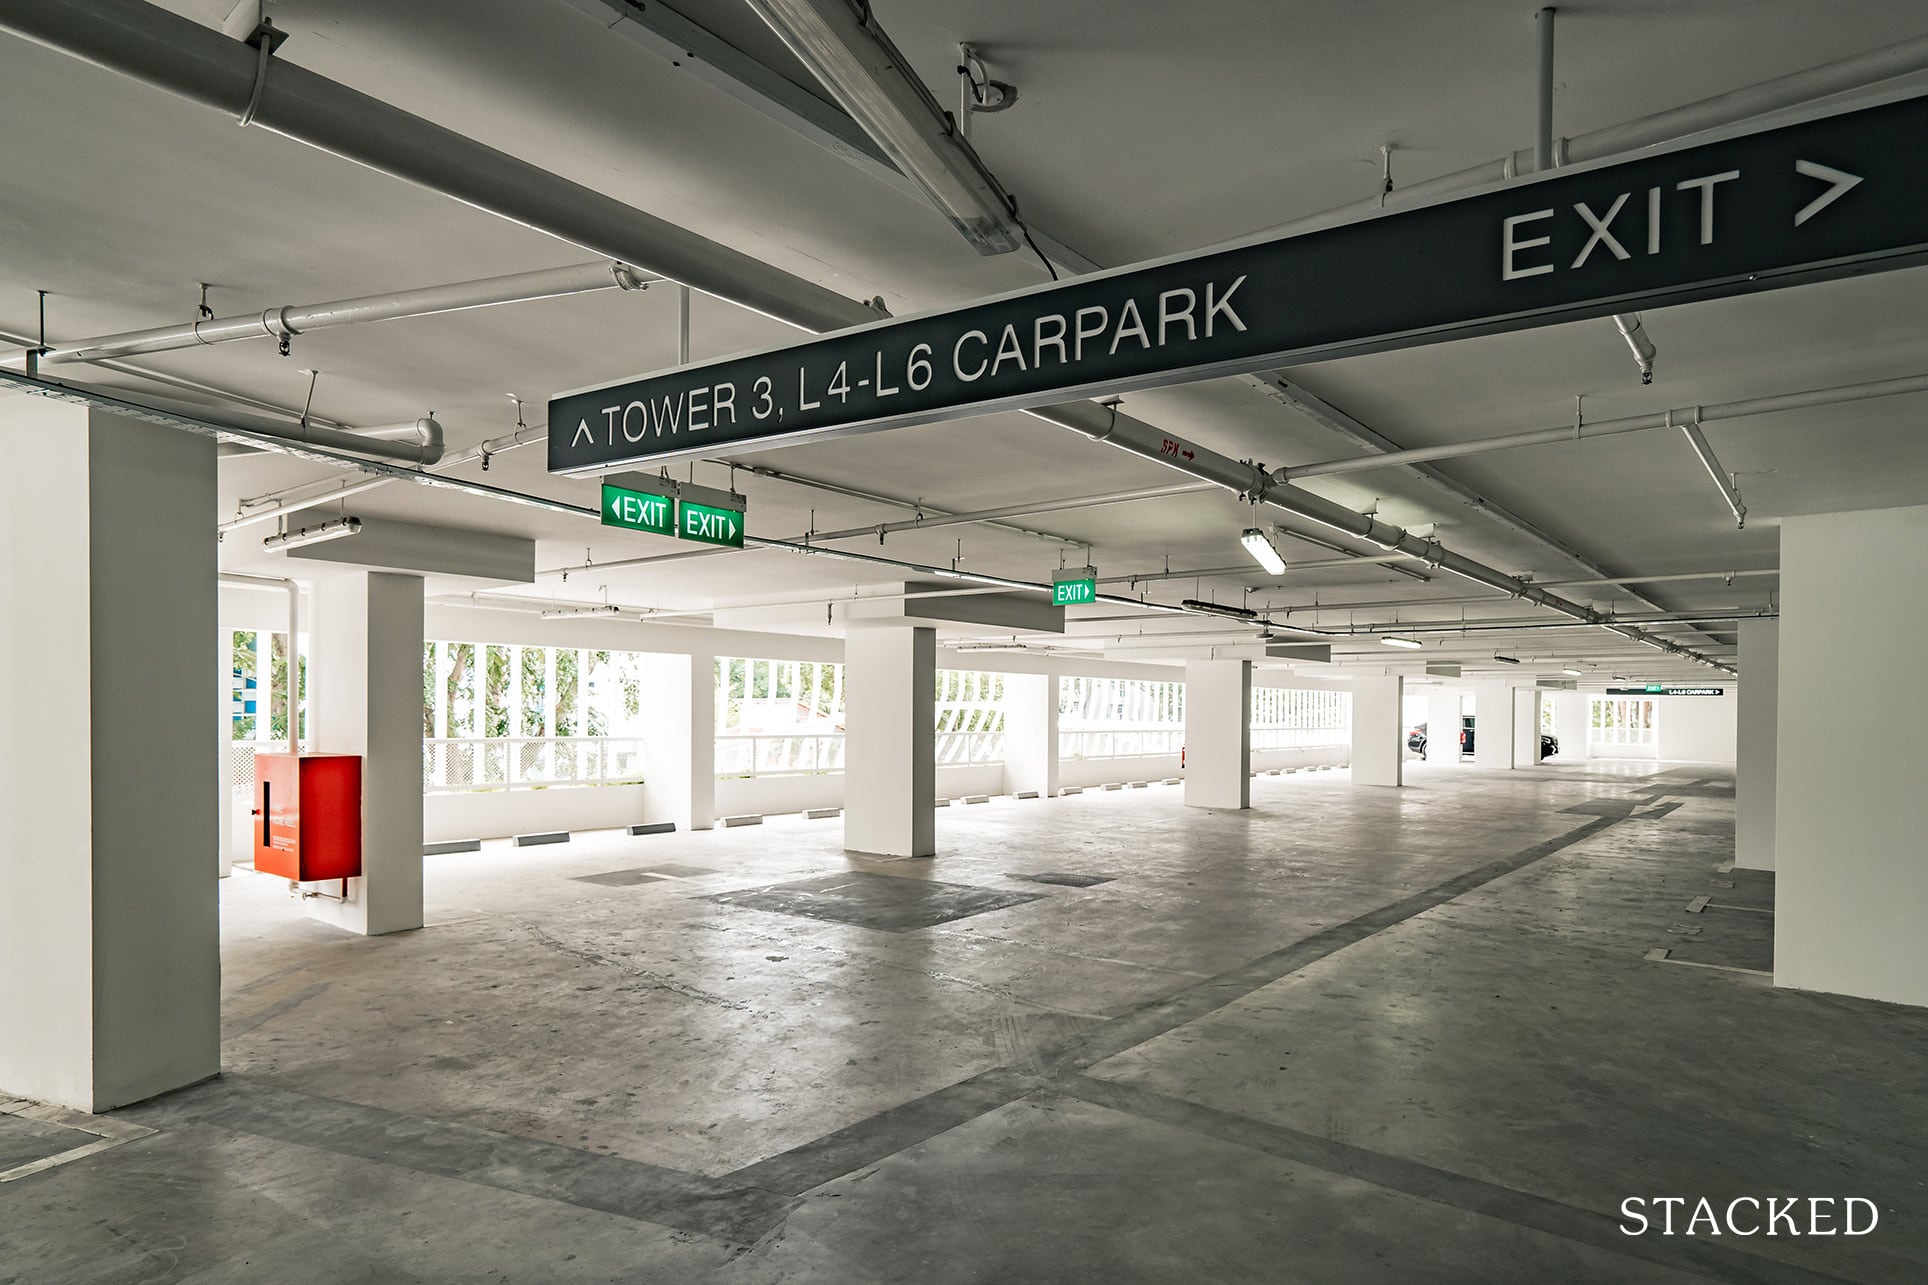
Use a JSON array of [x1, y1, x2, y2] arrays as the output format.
[[550, 91, 1928, 475], [1607, 686, 1726, 696]]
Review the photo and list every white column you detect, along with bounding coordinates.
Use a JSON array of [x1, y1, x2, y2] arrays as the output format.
[[639, 650, 715, 831], [1775, 506, 1928, 1005], [217, 647, 234, 878], [1473, 685, 1514, 769], [1, 401, 220, 1110], [1512, 689, 1543, 767], [1735, 620, 1779, 872], [1426, 689, 1463, 763], [1351, 674, 1403, 786], [1184, 659, 1250, 809], [1550, 690, 1591, 762], [307, 571, 424, 937], [1001, 671, 1059, 797], [844, 626, 936, 856]]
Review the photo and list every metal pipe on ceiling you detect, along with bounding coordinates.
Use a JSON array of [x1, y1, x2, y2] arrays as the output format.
[[6, 0, 1789, 672], [1028, 398, 1736, 672], [0, 0, 876, 333], [1535, 568, 1777, 588], [794, 482, 1217, 544], [0, 261, 651, 369], [1281, 372, 1928, 481], [1245, 33, 1928, 244], [1535, 7, 1655, 385], [1678, 420, 1748, 528], [216, 420, 547, 534]]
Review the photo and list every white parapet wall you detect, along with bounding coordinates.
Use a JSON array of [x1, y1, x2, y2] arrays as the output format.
[[425, 784, 649, 844]]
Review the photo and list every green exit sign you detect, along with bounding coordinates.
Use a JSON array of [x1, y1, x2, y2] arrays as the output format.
[[601, 481, 674, 536], [679, 500, 744, 548], [1052, 576, 1097, 607]]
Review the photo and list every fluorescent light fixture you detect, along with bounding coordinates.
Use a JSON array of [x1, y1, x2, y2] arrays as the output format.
[[953, 642, 1027, 653], [1492, 654, 1521, 665], [742, 0, 1024, 254], [540, 604, 623, 621], [1562, 667, 1585, 676], [1380, 636, 1423, 649], [262, 515, 360, 551], [1240, 528, 1286, 576], [1179, 598, 1259, 620]]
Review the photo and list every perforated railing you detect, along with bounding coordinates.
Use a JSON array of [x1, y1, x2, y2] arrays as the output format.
[[423, 737, 646, 793], [1059, 728, 1184, 759], [714, 730, 1003, 778]]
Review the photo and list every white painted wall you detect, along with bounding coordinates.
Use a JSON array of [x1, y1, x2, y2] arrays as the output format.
[[1549, 690, 1591, 762], [1426, 690, 1464, 763], [2, 403, 220, 1111], [1473, 686, 1514, 769], [1656, 692, 1738, 763], [1736, 621, 1778, 871], [1775, 505, 1928, 1007]]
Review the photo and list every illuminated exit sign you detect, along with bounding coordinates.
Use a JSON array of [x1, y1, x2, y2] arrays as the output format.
[[601, 480, 674, 536], [599, 472, 746, 548], [1052, 570, 1098, 607], [679, 500, 743, 548]]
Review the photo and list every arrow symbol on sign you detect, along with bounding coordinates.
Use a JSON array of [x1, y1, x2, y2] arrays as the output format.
[[1794, 159, 1862, 227], [1181, 449, 1195, 460], [728, 517, 738, 540]]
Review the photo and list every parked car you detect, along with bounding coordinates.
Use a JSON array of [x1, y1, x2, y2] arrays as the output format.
[[1541, 733, 1560, 758], [1407, 723, 1427, 757]]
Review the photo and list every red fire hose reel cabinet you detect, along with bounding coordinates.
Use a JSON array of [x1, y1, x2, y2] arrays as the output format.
[[252, 753, 363, 882]]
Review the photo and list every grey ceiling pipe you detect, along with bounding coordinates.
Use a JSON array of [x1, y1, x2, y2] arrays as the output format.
[[1280, 372, 1928, 481], [1026, 399, 1738, 674], [0, 0, 873, 333], [4, 261, 650, 369]]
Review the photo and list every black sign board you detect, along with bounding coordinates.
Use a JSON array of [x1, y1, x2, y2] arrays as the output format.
[[1605, 686, 1727, 696], [551, 92, 1928, 474]]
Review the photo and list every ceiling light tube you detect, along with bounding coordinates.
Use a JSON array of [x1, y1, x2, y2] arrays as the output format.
[[742, 0, 1024, 254], [262, 515, 361, 551], [1562, 667, 1585, 676], [1240, 527, 1287, 576], [1380, 636, 1423, 649], [539, 604, 623, 621], [1493, 654, 1521, 665]]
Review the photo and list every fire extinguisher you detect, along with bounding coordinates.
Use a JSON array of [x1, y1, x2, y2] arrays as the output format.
[[1180, 745, 1186, 768]]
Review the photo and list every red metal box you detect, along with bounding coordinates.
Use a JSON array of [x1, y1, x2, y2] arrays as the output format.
[[252, 753, 363, 882]]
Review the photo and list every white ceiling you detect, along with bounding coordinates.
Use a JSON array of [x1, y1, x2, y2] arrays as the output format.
[[5, 0, 1926, 681]]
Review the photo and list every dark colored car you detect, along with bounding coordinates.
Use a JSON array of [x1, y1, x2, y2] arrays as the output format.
[[1453, 722, 1559, 759], [1407, 723, 1428, 755]]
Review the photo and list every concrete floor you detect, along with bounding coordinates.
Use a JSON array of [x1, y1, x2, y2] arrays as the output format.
[[5, 760, 1927, 1283]]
